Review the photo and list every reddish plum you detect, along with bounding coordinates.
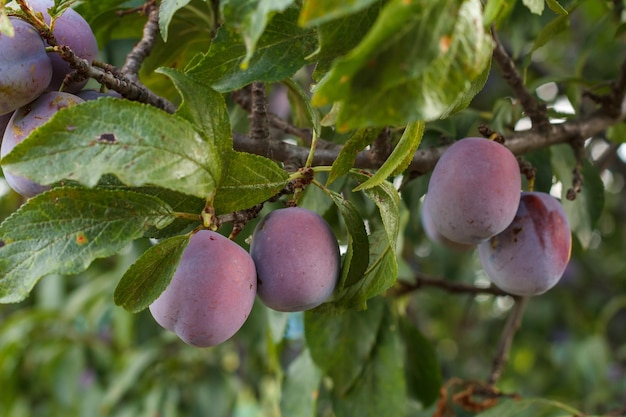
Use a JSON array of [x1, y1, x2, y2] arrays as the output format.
[[426, 137, 521, 244], [478, 192, 572, 296], [250, 207, 340, 312], [149, 230, 257, 347]]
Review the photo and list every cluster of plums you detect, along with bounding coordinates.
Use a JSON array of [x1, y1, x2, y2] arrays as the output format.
[[0, 0, 110, 196], [149, 207, 341, 347], [422, 137, 572, 297]]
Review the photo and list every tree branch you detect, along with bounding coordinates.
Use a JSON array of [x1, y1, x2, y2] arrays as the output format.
[[249, 82, 271, 141], [491, 28, 550, 130], [390, 274, 509, 297], [121, 0, 160, 83], [233, 109, 624, 174], [488, 296, 529, 385]]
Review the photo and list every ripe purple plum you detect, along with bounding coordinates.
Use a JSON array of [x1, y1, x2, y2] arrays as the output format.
[[149, 230, 257, 347], [421, 196, 473, 251], [21, 0, 98, 93], [250, 207, 340, 312], [0, 18, 53, 115], [426, 137, 521, 244], [1, 91, 84, 197], [478, 192, 572, 296]]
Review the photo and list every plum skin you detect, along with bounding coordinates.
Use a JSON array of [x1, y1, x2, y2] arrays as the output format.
[[149, 230, 257, 347], [478, 192, 572, 296], [1, 91, 84, 197], [20, 0, 99, 93], [0, 18, 53, 115], [426, 137, 521, 244], [250, 207, 340, 312], [421, 195, 473, 251]]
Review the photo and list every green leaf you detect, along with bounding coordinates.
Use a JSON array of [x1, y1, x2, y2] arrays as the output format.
[[0, 9, 14, 37], [159, 0, 193, 42], [114, 234, 190, 313], [550, 144, 604, 249], [186, 7, 317, 92], [312, 0, 493, 129], [353, 121, 425, 191], [327, 128, 382, 186], [0, 188, 175, 303], [213, 151, 289, 214], [532, 14, 570, 52], [522, 0, 544, 14], [283, 78, 321, 135], [331, 301, 406, 417], [322, 188, 370, 289], [220, 0, 295, 69], [399, 318, 443, 407], [299, 0, 379, 27], [546, 0, 568, 15], [280, 349, 322, 417], [476, 398, 585, 417], [305, 297, 386, 394], [157, 67, 233, 154], [352, 171, 401, 252], [322, 229, 397, 311], [1, 99, 223, 199], [483, 0, 516, 26], [310, 1, 381, 75]]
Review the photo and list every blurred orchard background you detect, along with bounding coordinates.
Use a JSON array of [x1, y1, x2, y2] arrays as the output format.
[[0, 0, 625, 416]]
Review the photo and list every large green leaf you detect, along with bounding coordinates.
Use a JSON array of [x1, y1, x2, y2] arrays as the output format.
[[0, 188, 175, 303], [1, 99, 223, 199], [213, 151, 289, 214], [312, 0, 493, 129], [331, 301, 406, 417], [220, 0, 295, 69], [299, 0, 379, 27], [114, 235, 191, 313], [186, 7, 317, 92], [353, 121, 425, 191], [280, 349, 322, 417], [158, 67, 233, 154], [310, 1, 382, 77], [305, 297, 386, 394]]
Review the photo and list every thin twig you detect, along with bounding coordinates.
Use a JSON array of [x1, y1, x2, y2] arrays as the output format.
[[54, 45, 176, 113], [391, 274, 509, 297], [122, 0, 160, 83], [488, 296, 529, 385], [491, 28, 550, 130]]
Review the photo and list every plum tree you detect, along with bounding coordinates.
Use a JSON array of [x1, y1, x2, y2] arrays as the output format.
[[1, 91, 84, 197], [426, 137, 521, 244], [478, 192, 572, 296], [250, 207, 340, 312], [18, 0, 99, 93], [0, 18, 52, 115], [149, 230, 257, 347]]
